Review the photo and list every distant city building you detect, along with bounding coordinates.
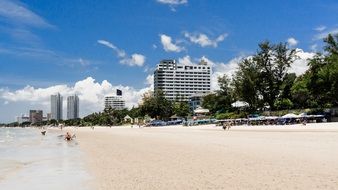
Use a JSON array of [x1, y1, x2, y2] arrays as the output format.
[[51, 93, 63, 120], [16, 114, 30, 124], [104, 96, 125, 110], [67, 95, 79, 119], [29, 110, 43, 124], [154, 59, 211, 101]]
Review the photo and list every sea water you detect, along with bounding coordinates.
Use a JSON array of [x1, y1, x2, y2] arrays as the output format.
[[0, 127, 90, 190]]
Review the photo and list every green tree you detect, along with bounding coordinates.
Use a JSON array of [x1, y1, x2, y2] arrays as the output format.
[[254, 42, 297, 110], [232, 59, 260, 111], [173, 101, 190, 118], [202, 75, 233, 114], [232, 41, 297, 111], [274, 98, 293, 110], [201, 93, 219, 114], [294, 34, 338, 108], [291, 74, 312, 108], [140, 90, 173, 120]]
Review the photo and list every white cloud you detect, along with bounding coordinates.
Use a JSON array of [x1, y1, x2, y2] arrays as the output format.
[[156, 0, 188, 5], [0, 77, 153, 121], [97, 40, 145, 66], [289, 49, 316, 76], [287, 37, 298, 46], [145, 75, 154, 91], [0, 0, 53, 28], [120, 53, 146, 67], [97, 40, 126, 57], [314, 28, 338, 40], [203, 56, 242, 91], [160, 34, 185, 52], [156, 0, 188, 11], [178, 55, 194, 65], [184, 32, 228, 47], [315, 25, 326, 32]]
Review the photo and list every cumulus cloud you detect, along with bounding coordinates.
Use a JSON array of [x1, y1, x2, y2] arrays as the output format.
[[160, 34, 185, 52], [289, 49, 316, 76], [178, 55, 194, 65], [201, 56, 242, 91], [120, 54, 146, 67], [156, 0, 188, 11], [97, 40, 145, 66], [287, 37, 298, 46], [184, 32, 228, 47], [145, 74, 154, 90], [0, 77, 153, 121]]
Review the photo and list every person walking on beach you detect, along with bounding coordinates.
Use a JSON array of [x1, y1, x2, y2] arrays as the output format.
[[222, 122, 231, 131], [222, 122, 227, 130]]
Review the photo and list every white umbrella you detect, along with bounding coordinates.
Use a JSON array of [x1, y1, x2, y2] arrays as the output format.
[[194, 107, 210, 114], [231, 101, 249, 108], [282, 113, 299, 118]]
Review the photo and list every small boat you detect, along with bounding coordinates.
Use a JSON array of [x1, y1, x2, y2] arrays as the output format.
[[41, 131, 46, 135]]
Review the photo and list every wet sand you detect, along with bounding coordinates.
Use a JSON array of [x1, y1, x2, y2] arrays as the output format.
[[76, 123, 338, 190]]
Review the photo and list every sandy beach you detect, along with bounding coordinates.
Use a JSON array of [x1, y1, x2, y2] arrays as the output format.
[[76, 123, 338, 190]]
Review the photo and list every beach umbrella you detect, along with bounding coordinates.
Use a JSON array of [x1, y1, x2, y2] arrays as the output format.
[[231, 101, 249, 108], [194, 107, 210, 114], [282, 113, 299, 118]]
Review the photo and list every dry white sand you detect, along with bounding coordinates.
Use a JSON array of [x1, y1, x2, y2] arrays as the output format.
[[76, 123, 338, 190]]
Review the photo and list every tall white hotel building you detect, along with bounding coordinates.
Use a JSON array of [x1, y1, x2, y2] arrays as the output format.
[[154, 59, 211, 101]]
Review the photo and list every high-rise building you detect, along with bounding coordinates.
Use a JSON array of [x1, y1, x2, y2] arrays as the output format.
[[116, 89, 122, 96], [51, 93, 63, 120], [67, 95, 79, 119], [104, 96, 125, 110], [29, 110, 43, 124], [154, 59, 211, 101]]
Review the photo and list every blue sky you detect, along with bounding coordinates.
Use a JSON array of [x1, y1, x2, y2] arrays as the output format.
[[0, 0, 338, 122]]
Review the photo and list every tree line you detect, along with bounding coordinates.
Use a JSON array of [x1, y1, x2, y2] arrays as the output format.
[[202, 34, 338, 118]]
